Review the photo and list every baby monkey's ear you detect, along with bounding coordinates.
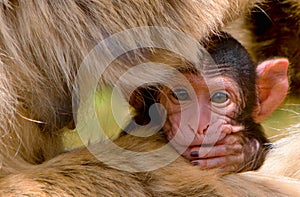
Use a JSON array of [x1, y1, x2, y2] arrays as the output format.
[[253, 58, 289, 123]]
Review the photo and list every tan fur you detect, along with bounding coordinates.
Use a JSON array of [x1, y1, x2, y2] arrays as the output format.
[[0, 0, 258, 174], [0, 131, 299, 196], [259, 125, 300, 179]]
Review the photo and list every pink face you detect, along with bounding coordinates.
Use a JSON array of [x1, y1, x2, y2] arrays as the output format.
[[159, 73, 243, 154]]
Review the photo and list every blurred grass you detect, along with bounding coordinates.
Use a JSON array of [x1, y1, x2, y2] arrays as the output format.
[[63, 87, 132, 149], [63, 90, 300, 149], [262, 96, 300, 141]]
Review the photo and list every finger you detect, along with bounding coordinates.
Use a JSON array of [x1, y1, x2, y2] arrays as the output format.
[[219, 124, 244, 135], [245, 138, 260, 154], [188, 143, 243, 159], [216, 134, 244, 145], [191, 154, 244, 169], [204, 124, 244, 144]]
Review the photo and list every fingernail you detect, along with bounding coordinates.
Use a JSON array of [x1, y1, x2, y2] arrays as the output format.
[[191, 161, 200, 165], [190, 151, 199, 157]]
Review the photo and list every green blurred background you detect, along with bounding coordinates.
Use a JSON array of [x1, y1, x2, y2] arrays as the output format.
[[63, 88, 300, 149]]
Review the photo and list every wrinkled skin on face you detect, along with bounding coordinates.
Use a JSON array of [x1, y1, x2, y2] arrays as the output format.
[[159, 58, 289, 172], [160, 73, 249, 172]]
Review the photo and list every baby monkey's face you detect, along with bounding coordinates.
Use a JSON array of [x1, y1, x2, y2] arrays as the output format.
[[159, 72, 241, 149]]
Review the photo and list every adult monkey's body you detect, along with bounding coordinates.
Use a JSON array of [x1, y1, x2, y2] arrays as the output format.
[[0, 0, 257, 174], [0, 0, 299, 196], [1, 36, 299, 197], [1, 132, 300, 196]]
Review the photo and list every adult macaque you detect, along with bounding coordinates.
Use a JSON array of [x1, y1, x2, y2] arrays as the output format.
[[0, 0, 258, 176], [129, 33, 289, 172], [0, 30, 299, 196]]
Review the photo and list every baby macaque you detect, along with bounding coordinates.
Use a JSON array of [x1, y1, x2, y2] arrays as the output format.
[[129, 33, 289, 172]]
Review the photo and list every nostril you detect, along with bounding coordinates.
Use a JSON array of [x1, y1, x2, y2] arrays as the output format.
[[203, 125, 209, 134], [192, 124, 210, 135]]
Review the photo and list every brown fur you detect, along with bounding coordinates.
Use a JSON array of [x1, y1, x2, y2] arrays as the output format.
[[0, 0, 259, 175], [0, 130, 300, 196], [225, 0, 300, 94]]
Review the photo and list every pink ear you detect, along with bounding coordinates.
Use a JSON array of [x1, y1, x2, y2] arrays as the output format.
[[254, 58, 289, 122]]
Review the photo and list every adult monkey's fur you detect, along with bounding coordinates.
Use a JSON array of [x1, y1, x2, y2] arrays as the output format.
[[1, 130, 300, 196], [0, 0, 256, 174], [0, 0, 299, 196], [225, 0, 300, 94]]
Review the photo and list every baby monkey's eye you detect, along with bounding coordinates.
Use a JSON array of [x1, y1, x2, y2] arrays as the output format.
[[171, 88, 190, 101], [210, 92, 229, 104]]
